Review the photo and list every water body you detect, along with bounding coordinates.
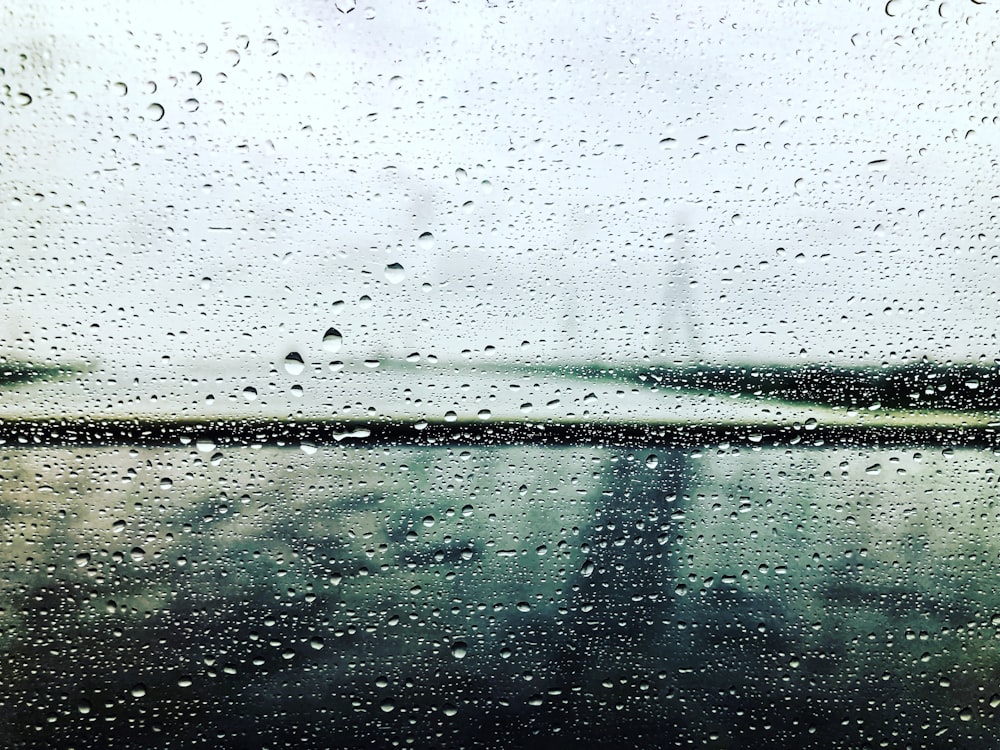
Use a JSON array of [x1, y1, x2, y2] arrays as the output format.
[[2, 442, 998, 748]]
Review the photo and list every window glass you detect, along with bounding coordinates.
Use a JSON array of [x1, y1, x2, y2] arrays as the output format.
[[3, 1, 999, 747]]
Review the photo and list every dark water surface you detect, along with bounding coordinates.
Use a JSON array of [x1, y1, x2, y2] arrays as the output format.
[[2, 443, 999, 748]]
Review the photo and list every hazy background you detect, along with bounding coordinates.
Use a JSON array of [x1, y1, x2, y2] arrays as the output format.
[[3, 0, 1000, 369]]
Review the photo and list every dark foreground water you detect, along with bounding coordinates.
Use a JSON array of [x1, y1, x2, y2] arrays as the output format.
[[2, 442, 999, 748]]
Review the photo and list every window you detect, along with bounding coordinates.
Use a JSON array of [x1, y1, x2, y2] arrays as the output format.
[[3, 1, 998, 747]]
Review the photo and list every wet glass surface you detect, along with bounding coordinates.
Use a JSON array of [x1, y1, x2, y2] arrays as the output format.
[[4, 442, 1000, 748]]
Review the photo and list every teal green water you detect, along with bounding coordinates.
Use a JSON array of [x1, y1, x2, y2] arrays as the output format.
[[2, 443, 999, 748]]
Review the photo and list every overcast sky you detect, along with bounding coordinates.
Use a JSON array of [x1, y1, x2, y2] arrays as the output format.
[[4, 0, 1000, 369]]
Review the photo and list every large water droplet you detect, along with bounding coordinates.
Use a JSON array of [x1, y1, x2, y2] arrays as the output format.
[[147, 103, 165, 121], [322, 328, 343, 353], [418, 232, 435, 250], [284, 352, 305, 375], [451, 641, 468, 659], [384, 262, 406, 284]]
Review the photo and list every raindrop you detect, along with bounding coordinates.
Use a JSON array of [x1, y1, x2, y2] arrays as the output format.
[[243, 386, 258, 401], [15, 92, 32, 106], [112, 82, 127, 96], [384, 262, 406, 284], [130, 547, 145, 561], [112, 520, 126, 534], [322, 328, 342, 353], [645, 454, 659, 469], [418, 232, 435, 250], [130, 684, 147, 698], [183, 97, 199, 112], [147, 103, 165, 121], [284, 352, 305, 375], [262, 38, 279, 56], [379, 698, 395, 712], [337, 0, 357, 11], [451, 641, 468, 659], [443, 703, 458, 717]]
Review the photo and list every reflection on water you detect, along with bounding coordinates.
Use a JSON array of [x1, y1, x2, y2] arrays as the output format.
[[2, 443, 1000, 748]]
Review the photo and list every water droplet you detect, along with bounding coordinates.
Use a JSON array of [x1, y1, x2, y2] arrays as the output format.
[[379, 698, 395, 712], [262, 38, 279, 56], [310, 637, 325, 650], [645, 454, 659, 469], [451, 641, 468, 659], [477, 409, 492, 420], [866, 464, 882, 475], [75, 553, 90, 567], [418, 232, 435, 250], [225, 49, 241, 67], [182, 97, 199, 112], [659, 137, 676, 149], [443, 703, 458, 716], [322, 328, 342, 353], [130, 547, 145, 561], [112, 520, 126, 534], [130, 684, 147, 698], [384, 262, 406, 284], [147, 103, 165, 121], [77, 699, 92, 714], [581, 559, 595, 577], [516, 602, 531, 612], [15, 92, 32, 106], [336, 0, 356, 11], [113, 82, 127, 96], [243, 386, 258, 401], [284, 352, 305, 375]]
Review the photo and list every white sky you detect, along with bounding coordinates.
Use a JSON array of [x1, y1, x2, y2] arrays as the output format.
[[3, 0, 1000, 368]]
